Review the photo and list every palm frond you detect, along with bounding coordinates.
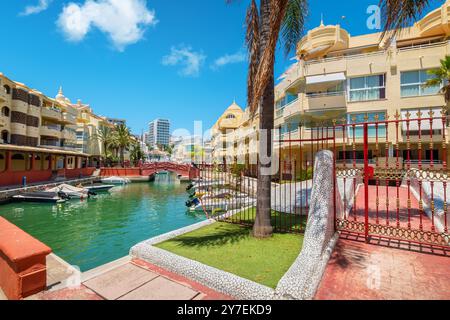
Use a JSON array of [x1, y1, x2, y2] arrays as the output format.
[[379, 0, 431, 43], [281, 0, 307, 57], [423, 77, 441, 87]]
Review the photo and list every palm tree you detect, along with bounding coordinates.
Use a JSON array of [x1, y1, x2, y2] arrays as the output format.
[[113, 124, 132, 167], [130, 141, 145, 167], [227, 0, 307, 238], [91, 126, 114, 165], [424, 55, 450, 106]]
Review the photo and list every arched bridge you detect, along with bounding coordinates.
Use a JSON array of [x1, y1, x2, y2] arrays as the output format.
[[100, 162, 200, 180]]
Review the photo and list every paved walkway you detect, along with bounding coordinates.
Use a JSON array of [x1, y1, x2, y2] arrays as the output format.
[[349, 185, 434, 231], [315, 238, 450, 300], [30, 258, 232, 300]]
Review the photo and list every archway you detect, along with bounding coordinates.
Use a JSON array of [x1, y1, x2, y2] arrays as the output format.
[[1, 106, 10, 117], [3, 85, 10, 95], [1, 130, 9, 144]]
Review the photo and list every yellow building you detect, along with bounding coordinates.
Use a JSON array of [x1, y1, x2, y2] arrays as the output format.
[[211, 101, 245, 163], [211, 101, 260, 166], [54, 87, 114, 167], [0, 72, 121, 186], [274, 1, 450, 170], [210, 1, 450, 173]]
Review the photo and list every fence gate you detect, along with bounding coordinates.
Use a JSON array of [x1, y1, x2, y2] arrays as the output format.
[[334, 110, 449, 250]]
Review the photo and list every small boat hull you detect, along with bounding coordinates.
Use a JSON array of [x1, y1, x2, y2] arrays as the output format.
[[13, 192, 67, 204], [84, 185, 115, 192], [101, 177, 131, 185]]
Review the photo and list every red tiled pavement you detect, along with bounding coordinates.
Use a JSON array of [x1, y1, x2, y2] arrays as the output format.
[[315, 239, 450, 300], [131, 259, 233, 300], [30, 259, 233, 300], [348, 185, 435, 232]]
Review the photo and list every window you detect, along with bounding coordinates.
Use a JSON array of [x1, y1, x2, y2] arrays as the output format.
[[278, 122, 300, 135], [275, 93, 298, 110], [12, 153, 25, 160], [226, 114, 236, 119], [1, 106, 9, 117], [401, 70, 441, 97], [349, 74, 385, 102], [3, 85, 10, 95], [347, 111, 387, 138]]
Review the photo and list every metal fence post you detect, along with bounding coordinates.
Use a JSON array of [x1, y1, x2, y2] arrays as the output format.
[[363, 122, 369, 242]]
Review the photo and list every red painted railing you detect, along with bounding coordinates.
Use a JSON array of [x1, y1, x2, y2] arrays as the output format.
[[99, 162, 200, 179], [334, 110, 449, 248]]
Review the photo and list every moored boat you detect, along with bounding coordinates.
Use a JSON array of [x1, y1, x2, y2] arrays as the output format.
[[13, 192, 68, 204], [45, 184, 91, 200], [84, 184, 115, 192], [101, 176, 131, 185]]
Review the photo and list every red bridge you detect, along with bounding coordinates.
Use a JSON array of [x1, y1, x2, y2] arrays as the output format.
[[100, 162, 200, 180]]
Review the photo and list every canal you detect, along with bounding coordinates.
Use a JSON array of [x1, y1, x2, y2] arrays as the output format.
[[0, 173, 205, 271]]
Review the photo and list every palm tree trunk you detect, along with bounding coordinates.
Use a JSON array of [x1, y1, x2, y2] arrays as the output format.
[[120, 147, 125, 167], [253, 0, 274, 238]]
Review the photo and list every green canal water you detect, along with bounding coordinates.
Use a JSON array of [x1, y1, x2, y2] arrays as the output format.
[[0, 174, 205, 272]]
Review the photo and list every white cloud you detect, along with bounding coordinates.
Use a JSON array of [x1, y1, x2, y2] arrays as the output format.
[[57, 0, 157, 51], [211, 50, 247, 70], [162, 45, 206, 77], [21, 0, 52, 16]]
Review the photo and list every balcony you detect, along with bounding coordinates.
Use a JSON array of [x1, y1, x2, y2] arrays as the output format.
[[61, 129, 77, 141], [78, 113, 90, 123], [275, 98, 300, 119], [62, 112, 77, 124], [416, 2, 450, 37], [282, 98, 301, 119], [40, 139, 61, 149], [304, 91, 347, 111], [41, 108, 62, 122], [40, 125, 61, 138], [219, 118, 240, 129], [0, 88, 7, 102], [298, 24, 350, 60]]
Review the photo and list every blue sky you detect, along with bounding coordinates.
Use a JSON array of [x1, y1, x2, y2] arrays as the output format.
[[0, 0, 443, 135]]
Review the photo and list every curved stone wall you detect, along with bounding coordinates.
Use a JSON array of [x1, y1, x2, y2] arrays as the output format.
[[275, 150, 339, 300]]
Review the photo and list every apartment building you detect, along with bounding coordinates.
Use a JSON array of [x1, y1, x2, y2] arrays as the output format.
[[148, 119, 170, 148], [273, 1, 450, 170], [211, 101, 259, 165], [0, 73, 118, 186]]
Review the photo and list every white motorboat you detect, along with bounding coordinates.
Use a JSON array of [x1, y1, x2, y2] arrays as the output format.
[[101, 176, 131, 185], [45, 184, 90, 200], [13, 192, 68, 204], [84, 184, 115, 192]]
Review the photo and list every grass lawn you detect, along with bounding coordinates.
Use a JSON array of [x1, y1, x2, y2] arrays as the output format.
[[155, 222, 303, 288]]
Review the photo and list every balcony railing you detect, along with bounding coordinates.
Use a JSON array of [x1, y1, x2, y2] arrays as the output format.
[[397, 40, 449, 52], [275, 98, 299, 119], [40, 140, 61, 147], [305, 50, 384, 66], [306, 91, 345, 98]]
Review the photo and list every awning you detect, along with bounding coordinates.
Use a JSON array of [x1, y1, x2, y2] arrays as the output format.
[[0, 144, 90, 157], [401, 108, 444, 131], [306, 72, 346, 85]]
